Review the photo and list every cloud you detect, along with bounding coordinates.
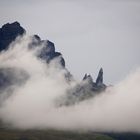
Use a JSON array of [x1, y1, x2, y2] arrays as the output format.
[[0, 36, 140, 133]]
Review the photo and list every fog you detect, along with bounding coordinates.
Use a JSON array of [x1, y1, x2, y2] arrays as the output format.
[[0, 36, 140, 133]]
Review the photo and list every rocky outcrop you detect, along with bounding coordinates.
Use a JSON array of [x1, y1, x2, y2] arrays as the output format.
[[57, 69, 107, 106], [96, 68, 103, 86], [95, 68, 106, 90], [39, 40, 65, 67], [0, 22, 65, 67], [0, 22, 25, 51], [83, 68, 106, 92], [83, 74, 93, 83], [0, 22, 66, 95], [0, 21, 107, 106]]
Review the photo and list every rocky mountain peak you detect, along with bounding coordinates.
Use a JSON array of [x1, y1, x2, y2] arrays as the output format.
[[0, 21, 107, 105], [0, 21, 25, 51], [0, 21, 65, 67]]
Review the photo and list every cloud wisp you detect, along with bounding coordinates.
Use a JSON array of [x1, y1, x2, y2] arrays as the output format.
[[0, 36, 140, 133]]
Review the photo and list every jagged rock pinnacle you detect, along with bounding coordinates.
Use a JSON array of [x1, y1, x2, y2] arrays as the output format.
[[83, 73, 93, 84], [96, 68, 103, 86]]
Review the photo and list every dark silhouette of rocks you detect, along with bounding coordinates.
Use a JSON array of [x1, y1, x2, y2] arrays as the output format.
[[0, 21, 107, 105], [0, 21, 65, 67], [58, 69, 107, 106], [83, 74, 93, 83], [39, 40, 65, 67], [96, 68, 103, 86], [0, 21, 25, 51], [95, 68, 106, 90], [83, 68, 106, 92]]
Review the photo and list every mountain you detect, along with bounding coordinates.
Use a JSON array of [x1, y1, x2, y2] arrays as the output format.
[[0, 21, 106, 105], [0, 22, 25, 51], [0, 22, 65, 67]]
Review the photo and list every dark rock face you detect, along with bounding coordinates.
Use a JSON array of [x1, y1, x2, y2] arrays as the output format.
[[83, 68, 106, 92], [39, 40, 65, 67], [96, 68, 103, 86], [83, 74, 93, 83], [0, 21, 65, 67], [95, 68, 106, 90], [0, 22, 25, 51], [57, 69, 107, 106]]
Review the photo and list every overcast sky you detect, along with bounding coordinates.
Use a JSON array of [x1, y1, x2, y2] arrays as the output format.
[[0, 0, 140, 84]]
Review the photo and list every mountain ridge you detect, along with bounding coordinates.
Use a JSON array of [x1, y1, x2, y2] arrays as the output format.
[[0, 21, 107, 105]]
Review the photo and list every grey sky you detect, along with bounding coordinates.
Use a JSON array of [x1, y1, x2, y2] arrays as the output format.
[[0, 0, 140, 84]]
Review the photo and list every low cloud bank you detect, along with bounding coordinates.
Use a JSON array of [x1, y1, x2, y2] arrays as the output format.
[[0, 36, 140, 133]]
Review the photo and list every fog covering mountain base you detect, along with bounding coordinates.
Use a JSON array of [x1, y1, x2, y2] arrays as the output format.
[[0, 22, 140, 133]]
